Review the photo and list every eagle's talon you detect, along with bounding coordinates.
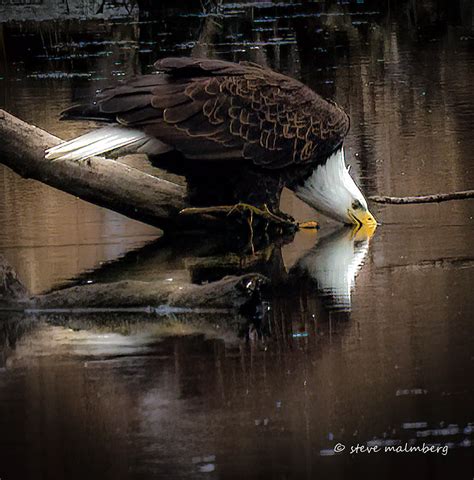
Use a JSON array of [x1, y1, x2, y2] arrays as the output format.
[[179, 203, 296, 230]]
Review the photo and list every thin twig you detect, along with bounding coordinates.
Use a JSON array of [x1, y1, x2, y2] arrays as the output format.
[[369, 190, 474, 204]]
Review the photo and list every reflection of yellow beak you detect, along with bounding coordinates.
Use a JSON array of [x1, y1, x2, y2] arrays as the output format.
[[348, 208, 377, 228], [351, 221, 377, 241]]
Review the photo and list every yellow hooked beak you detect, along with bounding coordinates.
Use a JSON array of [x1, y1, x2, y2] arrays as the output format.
[[347, 208, 378, 228]]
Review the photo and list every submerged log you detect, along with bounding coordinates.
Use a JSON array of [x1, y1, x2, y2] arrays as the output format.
[[0, 256, 28, 303], [0, 255, 267, 315], [30, 274, 267, 312]]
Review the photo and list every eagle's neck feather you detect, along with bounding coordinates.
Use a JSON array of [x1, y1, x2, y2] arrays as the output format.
[[295, 148, 366, 223]]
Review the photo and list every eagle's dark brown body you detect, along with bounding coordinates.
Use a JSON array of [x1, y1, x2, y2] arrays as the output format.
[[63, 57, 350, 208]]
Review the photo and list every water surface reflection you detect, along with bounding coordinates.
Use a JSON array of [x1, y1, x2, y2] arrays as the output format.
[[0, 1, 473, 478]]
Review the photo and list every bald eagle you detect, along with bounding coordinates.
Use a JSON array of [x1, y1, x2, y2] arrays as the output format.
[[46, 57, 376, 227]]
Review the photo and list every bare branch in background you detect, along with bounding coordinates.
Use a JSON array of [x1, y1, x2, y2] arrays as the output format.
[[369, 190, 474, 204]]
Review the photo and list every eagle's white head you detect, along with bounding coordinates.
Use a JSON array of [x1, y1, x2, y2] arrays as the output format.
[[295, 148, 376, 226]]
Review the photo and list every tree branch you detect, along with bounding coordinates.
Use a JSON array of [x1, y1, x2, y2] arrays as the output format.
[[369, 190, 474, 204]]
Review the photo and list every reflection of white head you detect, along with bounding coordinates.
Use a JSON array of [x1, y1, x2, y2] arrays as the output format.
[[296, 226, 372, 310], [295, 148, 376, 226]]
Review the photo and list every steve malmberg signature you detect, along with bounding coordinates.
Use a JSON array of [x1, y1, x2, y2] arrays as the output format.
[[334, 443, 449, 456]]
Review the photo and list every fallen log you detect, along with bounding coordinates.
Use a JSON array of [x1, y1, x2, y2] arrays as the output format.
[[31, 275, 266, 313], [369, 190, 474, 204], [0, 109, 298, 234], [0, 109, 189, 231], [0, 255, 267, 315]]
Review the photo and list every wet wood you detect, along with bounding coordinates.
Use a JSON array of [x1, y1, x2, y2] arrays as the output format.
[[30, 273, 267, 312], [0, 251, 267, 314], [369, 190, 474, 204], [0, 255, 28, 303]]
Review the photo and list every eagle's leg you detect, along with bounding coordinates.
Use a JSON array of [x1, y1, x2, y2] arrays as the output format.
[[228, 203, 296, 227], [179, 203, 297, 230], [181, 167, 298, 232], [231, 171, 320, 230], [185, 166, 285, 210], [231, 169, 294, 221]]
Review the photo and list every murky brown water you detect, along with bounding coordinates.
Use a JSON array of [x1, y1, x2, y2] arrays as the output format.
[[1, 1, 473, 479]]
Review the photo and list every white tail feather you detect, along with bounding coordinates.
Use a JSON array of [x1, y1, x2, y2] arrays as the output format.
[[45, 126, 169, 161]]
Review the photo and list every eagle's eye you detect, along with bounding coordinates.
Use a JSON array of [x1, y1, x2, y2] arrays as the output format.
[[352, 200, 362, 209]]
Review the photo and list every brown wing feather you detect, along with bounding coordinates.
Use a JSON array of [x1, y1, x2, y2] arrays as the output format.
[[86, 58, 350, 169]]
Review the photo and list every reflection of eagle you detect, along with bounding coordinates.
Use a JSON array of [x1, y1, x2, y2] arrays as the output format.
[[294, 225, 375, 311], [46, 57, 376, 226]]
